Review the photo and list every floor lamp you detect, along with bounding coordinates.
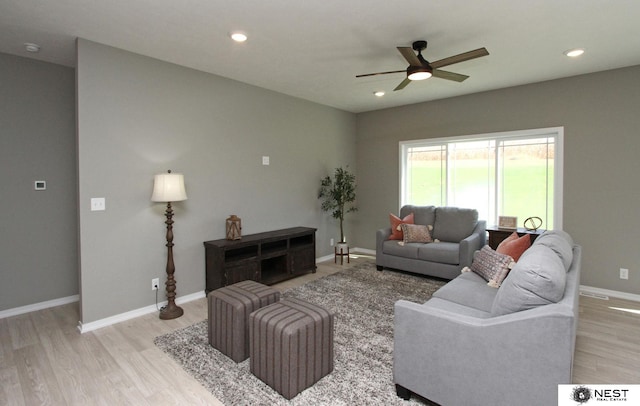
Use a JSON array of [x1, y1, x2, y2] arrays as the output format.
[[151, 170, 187, 320]]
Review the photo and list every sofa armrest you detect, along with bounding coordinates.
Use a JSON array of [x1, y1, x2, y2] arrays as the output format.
[[376, 228, 392, 264], [376, 227, 391, 271], [394, 299, 574, 406], [458, 220, 486, 267]]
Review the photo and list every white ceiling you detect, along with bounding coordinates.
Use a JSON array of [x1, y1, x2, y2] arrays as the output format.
[[2, 0, 640, 113]]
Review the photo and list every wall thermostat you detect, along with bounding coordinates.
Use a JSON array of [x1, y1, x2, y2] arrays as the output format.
[[34, 181, 46, 190]]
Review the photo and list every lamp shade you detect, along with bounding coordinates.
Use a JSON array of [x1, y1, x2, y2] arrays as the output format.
[[151, 172, 187, 202]]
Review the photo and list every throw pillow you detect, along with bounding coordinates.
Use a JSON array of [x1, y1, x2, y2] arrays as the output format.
[[389, 212, 415, 240], [496, 232, 531, 262], [400, 223, 433, 244], [463, 245, 515, 288], [497, 231, 517, 246]]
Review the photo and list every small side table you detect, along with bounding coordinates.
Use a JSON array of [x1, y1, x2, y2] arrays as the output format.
[[486, 226, 545, 250], [334, 244, 350, 265]]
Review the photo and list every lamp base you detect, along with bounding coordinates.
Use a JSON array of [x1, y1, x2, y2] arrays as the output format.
[[159, 303, 184, 320]]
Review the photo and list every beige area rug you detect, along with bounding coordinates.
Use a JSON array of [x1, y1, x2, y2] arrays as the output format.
[[154, 261, 445, 405]]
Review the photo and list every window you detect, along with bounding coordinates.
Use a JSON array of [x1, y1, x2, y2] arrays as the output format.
[[400, 127, 563, 229]]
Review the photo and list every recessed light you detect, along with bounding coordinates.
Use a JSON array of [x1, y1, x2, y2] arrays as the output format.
[[24, 43, 40, 53], [564, 48, 585, 58], [374, 91, 385, 97], [230, 32, 248, 42]]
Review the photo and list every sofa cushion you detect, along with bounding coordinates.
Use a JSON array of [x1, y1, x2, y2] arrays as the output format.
[[491, 244, 567, 316], [532, 230, 574, 271], [432, 272, 498, 313], [496, 232, 531, 262], [417, 242, 459, 265], [432, 207, 478, 243], [382, 240, 419, 259], [400, 205, 436, 227], [389, 212, 414, 240], [400, 223, 433, 244], [467, 245, 515, 288]]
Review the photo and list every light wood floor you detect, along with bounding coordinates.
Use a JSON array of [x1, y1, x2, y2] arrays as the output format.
[[1, 254, 639, 405]]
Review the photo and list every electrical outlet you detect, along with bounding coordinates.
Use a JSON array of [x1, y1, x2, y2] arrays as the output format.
[[330, 238, 334, 246], [152, 278, 160, 290], [90, 197, 106, 211], [620, 268, 629, 280]]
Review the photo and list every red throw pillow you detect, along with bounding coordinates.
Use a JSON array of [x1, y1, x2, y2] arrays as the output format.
[[496, 232, 531, 262], [389, 212, 414, 240], [498, 231, 518, 246]]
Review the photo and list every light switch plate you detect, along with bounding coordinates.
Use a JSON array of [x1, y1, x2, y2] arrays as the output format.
[[34, 181, 46, 190], [91, 197, 106, 211], [262, 156, 270, 165]]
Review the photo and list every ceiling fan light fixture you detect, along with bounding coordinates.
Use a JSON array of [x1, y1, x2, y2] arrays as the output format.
[[357, 40, 488, 91], [407, 67, 432, 81]]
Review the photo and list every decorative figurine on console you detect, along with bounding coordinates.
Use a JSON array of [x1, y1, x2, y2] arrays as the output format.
[[226, 215, 242, 240]]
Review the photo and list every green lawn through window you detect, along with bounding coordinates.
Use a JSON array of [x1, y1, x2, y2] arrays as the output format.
[[408, 158, 553, 228]]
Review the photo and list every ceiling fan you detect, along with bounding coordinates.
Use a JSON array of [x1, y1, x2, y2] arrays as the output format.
[[356, 40, 489, 91]]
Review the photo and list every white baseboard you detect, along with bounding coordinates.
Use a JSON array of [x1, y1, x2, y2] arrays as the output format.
[[0, 294, 79, 320], [80, 249, 375, 333], [316, 247, 375, 264], [353, 247, 376, 256], [77, 291, 206, 334], [580, 285, 640, 303], [316, 254, 334, 263]]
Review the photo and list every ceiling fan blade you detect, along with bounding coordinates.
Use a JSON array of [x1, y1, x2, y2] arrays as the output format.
[[397, 47, 421, 66], [356, 69, 406, 78], [430, 47, 489, 69], [432, 69, 469, 82], [394, 77, 412, 91]]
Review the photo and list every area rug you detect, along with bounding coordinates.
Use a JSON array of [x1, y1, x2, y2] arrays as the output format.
[[154, 261, 445, 405]]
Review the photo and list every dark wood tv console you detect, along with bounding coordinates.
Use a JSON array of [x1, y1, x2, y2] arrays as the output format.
[[203, 227, 316, 293]]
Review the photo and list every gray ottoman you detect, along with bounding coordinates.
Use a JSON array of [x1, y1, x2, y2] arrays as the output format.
[[249, 297, 334, 400], [208, 280, 280, 362]]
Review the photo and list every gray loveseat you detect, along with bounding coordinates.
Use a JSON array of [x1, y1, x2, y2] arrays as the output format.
[[376, 205, 486, 280], [393, 230, 581, 406]]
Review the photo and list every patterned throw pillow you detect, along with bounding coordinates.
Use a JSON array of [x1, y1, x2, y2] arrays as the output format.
[[389, 212, 415, 240], [463, 245, 515, 288], [496, 232, 531, 261], [400, 223, 433, 244]]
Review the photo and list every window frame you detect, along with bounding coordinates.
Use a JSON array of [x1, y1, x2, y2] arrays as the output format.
[[399, 127, 564, 229]]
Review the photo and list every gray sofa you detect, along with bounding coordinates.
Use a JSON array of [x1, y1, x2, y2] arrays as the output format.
[[376, 205, 486, 280], [394, 230, 581, 406]]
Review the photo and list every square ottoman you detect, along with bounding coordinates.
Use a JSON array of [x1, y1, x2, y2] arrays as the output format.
[[249, 297, 334, 400], [208, 280, 280, 362]]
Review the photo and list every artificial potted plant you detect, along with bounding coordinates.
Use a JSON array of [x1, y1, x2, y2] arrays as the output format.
[[318, 166, 357, 247]]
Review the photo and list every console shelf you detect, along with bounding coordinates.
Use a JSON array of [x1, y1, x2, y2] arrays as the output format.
[[204, 227, 316, 293]]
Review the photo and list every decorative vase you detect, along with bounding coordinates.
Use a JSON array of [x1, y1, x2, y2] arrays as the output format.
[[226, 215, 242, 240]]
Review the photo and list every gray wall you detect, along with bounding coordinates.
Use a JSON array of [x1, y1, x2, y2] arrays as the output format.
[[5, 41, 639, 319], [355, 65, 640, 296], [76, 39, 356, 324], [0, 53, 77, 311]]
